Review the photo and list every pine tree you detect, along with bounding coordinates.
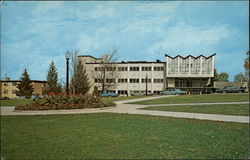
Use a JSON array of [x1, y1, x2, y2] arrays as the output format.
[[16, 68, 34, 98], [44, 61, 62, 94], [71, 61, 90, 95]]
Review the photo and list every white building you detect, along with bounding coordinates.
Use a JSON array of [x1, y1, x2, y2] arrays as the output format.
[[79, 53, 216, 95]]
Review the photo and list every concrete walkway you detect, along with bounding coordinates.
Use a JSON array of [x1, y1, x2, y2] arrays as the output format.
[[1, 95, 249, 123]]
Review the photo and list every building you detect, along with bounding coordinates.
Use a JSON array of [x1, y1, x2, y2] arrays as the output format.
[[166, 54, 215, 94], [79, 53, 216, 96], [0, 77, 47, 99]]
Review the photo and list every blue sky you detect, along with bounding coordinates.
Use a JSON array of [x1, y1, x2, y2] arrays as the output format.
[[1, 1, 249, 82]]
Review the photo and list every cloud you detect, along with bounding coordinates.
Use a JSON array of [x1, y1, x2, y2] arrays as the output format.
[[32, 1, 64, 16], [147, 21, 229, 56]]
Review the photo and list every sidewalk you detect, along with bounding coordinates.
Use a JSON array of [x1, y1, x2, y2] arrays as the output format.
[[1, 95, 249, 123]]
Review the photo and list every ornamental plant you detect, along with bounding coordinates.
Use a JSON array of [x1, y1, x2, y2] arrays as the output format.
[[15, 93, 115, 110]]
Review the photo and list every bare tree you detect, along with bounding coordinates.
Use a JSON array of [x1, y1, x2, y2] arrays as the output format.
[[92, 47, 120, 92], [70, 50, 79, 94]]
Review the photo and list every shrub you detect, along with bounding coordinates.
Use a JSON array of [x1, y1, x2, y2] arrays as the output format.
[[14, 93, 116, 110]]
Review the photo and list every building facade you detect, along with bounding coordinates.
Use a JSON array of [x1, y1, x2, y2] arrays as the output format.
[[0, 77, 47, 99], [79, 53, 216, 95]]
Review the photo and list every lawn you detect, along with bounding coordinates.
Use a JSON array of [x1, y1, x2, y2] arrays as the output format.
[[0, 96, 147, 107], [0, 99, 33, 106], [142, 104, 249, 116], [1, 113, 249, 159], [131, 93, 249, 105], [101, 95, 147, 103]]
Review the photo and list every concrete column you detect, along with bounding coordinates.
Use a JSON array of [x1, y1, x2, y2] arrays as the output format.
[[200, 57, 203, 75], [177, 57, 180, 75], [189, 57, 191, 75]]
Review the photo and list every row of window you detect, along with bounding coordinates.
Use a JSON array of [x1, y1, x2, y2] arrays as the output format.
[[95, 79, 164, 83], [94, 66, 164, 72], [3, 90, 17, 94], [3, 82, 17, 86], [101, 90, 162, 95]]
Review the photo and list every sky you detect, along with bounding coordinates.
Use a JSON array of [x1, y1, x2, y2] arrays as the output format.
[[1, 1, 249, 82]]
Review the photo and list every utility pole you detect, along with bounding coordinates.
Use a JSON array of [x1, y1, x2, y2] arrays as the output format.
[[65, 51, 70, 94], [146, 73, 148, 96]]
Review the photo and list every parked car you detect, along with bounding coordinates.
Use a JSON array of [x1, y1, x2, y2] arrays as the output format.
[[99, 92, 118, 97], [1, 97, 10, 100], [160, 89, 187, 95], [216, 86, 245, 93]]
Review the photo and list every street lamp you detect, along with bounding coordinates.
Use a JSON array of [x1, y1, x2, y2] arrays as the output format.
[[146, 73, 148, 96], [65, 51, 70, 94]]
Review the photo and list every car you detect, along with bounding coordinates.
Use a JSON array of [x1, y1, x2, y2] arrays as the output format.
[[99, 92, 118, 97], [216, 86, 245, 93], [1, 97, 10, 100], [160, 89, 187, 95]]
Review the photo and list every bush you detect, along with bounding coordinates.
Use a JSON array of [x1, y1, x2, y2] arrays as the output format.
[[14, 93, 116, 110]]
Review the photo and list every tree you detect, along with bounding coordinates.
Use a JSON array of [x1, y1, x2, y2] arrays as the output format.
[[243, 51, 249, 77], [234, 72, 248, 82], [92, 47, 120, 92], [43, 61, 62, 94], [16, 68, 34, 98], [70, 60, 90, 95], [218, 72, 229, 82], [214, 68, 219, 81]]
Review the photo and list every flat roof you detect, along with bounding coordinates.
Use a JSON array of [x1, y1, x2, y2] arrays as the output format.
[[85, 61, 165, 64], [1, 80, 47, 83], [78, 55, 102, 60]]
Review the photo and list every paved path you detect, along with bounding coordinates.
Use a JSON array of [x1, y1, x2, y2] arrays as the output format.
[[1, 95, 249, 123]]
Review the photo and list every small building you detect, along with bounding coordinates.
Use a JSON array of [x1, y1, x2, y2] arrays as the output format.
[[79, 53, 216, 95], [0, 77, 47, 99]]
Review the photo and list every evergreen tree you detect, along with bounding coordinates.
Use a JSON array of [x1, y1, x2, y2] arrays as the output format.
[[16, 68, 34, 98], [44, 61, 62, 94], [71, 61, 90, 95]]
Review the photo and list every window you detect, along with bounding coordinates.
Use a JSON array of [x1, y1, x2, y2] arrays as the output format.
[[130, 67, 139, 71], [154, 66, 164, 71], [118, 67, 128, 71], [12, 90, 17, 94], [106, 79, 115, 83], [118, 79, 128, 83], [154, 79, 163, 83], [141, 79, 151, 83], [95, 79, 103, 83], [107, 67, 116, 71], [95, 67, 104, 71], [118, 90, 128, 94], [4, 90, 8, 94], [4, 83, 8, 86], [12, 82, 17, 86], [129, 79, 139, 83], [141, 67, 151, 71]]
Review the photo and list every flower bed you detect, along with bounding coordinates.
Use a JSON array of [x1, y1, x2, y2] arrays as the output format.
[[14, 93, 116, 110]]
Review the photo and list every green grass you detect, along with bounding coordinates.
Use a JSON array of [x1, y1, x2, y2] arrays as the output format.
[[0, 96, 147, 107], [142, 104, 249, 116], [131, 93, 249, 105], [0, 99, 33, 106], [1, 113, 249, 159], [101, 95, 147, 103]]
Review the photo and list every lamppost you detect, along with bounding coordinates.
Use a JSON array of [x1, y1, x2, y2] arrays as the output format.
[[146, 73, 148, 96], [65, 51, 70, 94]]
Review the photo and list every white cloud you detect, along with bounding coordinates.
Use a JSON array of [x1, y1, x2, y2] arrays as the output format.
[[135, 1, 181, 14], [32, 1, 63, 16], [147, 21, 229, 56]]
